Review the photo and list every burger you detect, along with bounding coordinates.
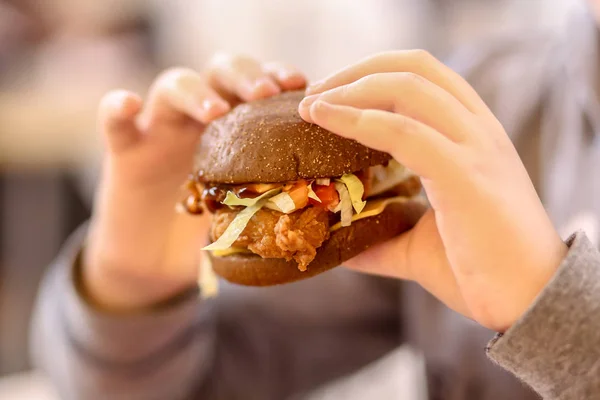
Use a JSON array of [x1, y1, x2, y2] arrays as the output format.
[[183, 90, 427, 286]]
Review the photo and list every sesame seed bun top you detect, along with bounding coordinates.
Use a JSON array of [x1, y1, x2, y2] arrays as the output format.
[[194, 90, 391, 184]]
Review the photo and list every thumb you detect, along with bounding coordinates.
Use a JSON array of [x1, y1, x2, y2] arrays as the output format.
[[345, 210, 472, 317], [98, 90, 143, 153], [344, 229, 413, 280]]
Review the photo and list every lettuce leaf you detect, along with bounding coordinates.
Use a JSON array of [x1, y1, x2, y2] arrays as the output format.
[[337, 173, 366, 214], [202, 198, 269, 251], [368, 160, 414, 197], [198, 251, 219, 298], [307, 182, 321, 203], [265, 192, 297, 213], [221, 188, 280, 208], [334, 182, 353, 227]]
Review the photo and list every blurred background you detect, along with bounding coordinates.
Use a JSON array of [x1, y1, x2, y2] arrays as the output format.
[[0, 0, 581, 397]]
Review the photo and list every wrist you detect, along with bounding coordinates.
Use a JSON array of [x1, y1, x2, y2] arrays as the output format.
[[499, 234, 568, 332], [81, 203, 207, 311], [81, 247, 197, 312]]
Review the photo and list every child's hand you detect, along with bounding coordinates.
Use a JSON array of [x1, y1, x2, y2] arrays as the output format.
[[84, 54, 306, 310], [300, 50, 567, 332]]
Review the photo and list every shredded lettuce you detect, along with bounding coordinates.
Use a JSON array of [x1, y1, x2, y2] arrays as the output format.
[[307, 182, 321, 203], [315, 178, 330, 186], [369, 160, 414, 197], [221, 188, 280, 208], [334, 182, 353, 227], [202, 198, 269, 251], [337, 173, 366, 214], [265, 192, 297, 213], [198, 251, 219, 298]]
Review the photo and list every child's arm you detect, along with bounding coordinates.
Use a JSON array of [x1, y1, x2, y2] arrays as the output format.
[[30, 225, 400, 400], [301, 49, 600, 398]]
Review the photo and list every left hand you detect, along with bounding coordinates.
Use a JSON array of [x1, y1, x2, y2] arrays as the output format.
[[84, 54, 306, 310], [298, 50, 567, 332]]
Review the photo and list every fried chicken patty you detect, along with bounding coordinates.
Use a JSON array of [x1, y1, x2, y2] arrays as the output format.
[[211, 206, 330, 270]]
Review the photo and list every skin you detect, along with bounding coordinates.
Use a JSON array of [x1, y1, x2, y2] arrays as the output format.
[[298, 50, 567, 332], [86, 50, 566, 333], [592, 0, 600, 24]]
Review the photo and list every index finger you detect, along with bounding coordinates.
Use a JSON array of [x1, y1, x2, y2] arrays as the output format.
[[206, 53, 281, 103], [306, 50, 490, 116], [138, 68, 230, 128]]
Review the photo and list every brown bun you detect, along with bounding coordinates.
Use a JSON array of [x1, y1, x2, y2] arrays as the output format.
[[208, 199, 427, 286], [194, 90, 391, 184]]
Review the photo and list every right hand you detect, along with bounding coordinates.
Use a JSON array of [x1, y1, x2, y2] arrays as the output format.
[[83, 54, 306, 310], [300, 50, 566, 332]]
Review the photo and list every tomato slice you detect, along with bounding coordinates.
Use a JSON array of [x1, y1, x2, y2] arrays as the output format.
[[286, 179, 309, 209], [310, 183, 339, 209]]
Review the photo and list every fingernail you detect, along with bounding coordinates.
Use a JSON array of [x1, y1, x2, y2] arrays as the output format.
[[299, 94, 318, 109], [105, 90, 140, 119], [120, 94, 142, 115], [306, 80, 323, 95], [202, 98, 229, 112], [257, 77, 281, 92], [279, 70, 300, 81], [199, 99, 230, 121], [305, 100, 326, 123], [243, 77, 280, 99], [310, 100, 333, 116], [280, 70, 304, 81]]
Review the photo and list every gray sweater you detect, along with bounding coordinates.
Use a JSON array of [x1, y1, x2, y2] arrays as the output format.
[[487, 232, 600, 399], [29, 228, 600, 400], [30, 7, 600, 400]]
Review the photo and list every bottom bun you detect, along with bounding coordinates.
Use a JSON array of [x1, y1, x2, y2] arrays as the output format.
[[208, 198, 427, 286]]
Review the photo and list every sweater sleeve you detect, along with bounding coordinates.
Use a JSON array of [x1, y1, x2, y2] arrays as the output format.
[[486, 231, 600, 399], [29, 225, 217, 400]]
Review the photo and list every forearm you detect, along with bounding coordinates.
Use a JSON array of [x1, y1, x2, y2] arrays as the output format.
[[487, 231, 600, 399], [30, 226, 215, 400]]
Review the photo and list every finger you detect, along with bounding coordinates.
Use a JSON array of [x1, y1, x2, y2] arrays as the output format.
[[139, 68, 231, 128], [300, 72, 473, 142], [206, 53, 281, 102], [309, 101, 459, 180], [306, 50, 489, 115], [345, 212, 471, 317], [345, 238, 471, 318], [262, 61, 307, 91], [98, 90, 143, 152], [344, 231, 413, 280]]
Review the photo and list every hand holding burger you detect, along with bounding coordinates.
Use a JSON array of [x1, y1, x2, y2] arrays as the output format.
[[83, 54, 307, 310], [299, 50, 568, 332], [85, 48, 567, 334]]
